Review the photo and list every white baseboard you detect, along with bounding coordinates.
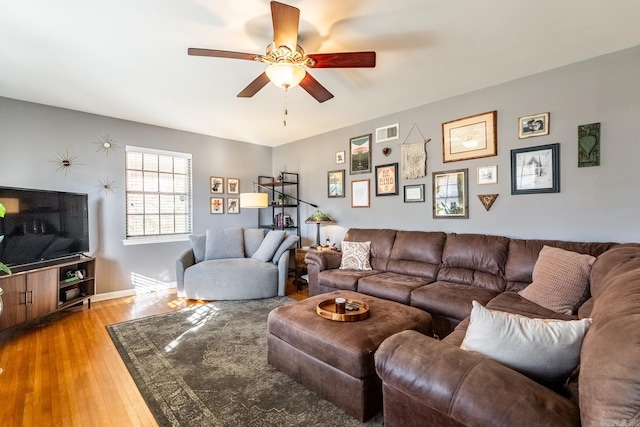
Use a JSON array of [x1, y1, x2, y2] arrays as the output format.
[[91, 283, 178, 302]]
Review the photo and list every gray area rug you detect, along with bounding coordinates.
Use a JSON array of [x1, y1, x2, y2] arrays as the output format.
[[107, 297, 384, 426]]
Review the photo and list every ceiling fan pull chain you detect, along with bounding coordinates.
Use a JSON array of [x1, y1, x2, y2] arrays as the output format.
[[283, 86, 289, 126]]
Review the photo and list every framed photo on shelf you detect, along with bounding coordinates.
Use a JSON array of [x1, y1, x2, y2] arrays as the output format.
[[327, 169, 345, 198], [210, 176, 224, 194], [226, 178, 240, 194], [511, 143, 560, 194], [210, 197, 224, 214], [477, 165, 498, 185], [349, 134, 372, 174], [351, 179, 370, 208], [442, 111, 497, 163], [227, 197, 240, 214], [375, 163, 399, 196], [403, 184, 425, 203], [519, 112, 549, 139], [432, 168, 469, 219], [336, 150, 346, 164]]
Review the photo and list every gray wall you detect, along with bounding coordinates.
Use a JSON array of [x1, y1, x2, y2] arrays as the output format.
[[0, 98, 272, 294], [2, 45, 638, 295], [274, 46, 640, 246]]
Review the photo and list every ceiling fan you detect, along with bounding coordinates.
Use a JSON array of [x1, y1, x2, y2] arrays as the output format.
[[188, 1, 376, 103]]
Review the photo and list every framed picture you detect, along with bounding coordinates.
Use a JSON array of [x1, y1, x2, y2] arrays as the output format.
[[349, 134, 372, 174], [210, 197, 224, 214], [351, 179, 370, 208], [432, 168, 469, 219], [442, 111, 497, 163], [210, 176, 224, 194], [477, 165, 498, 185], [511, 143, 560, 194], [519, 112, 550, 139], [226, 178, 239, 194], [375, 163, 399, 196], [404, 184, 425, 203], [336, 151, 346, 164], [327, 169, 345, 198], [227, 197, 240, 214]]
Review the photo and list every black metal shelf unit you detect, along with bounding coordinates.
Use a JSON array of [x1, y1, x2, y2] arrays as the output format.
[[257, 172, 301, 244]]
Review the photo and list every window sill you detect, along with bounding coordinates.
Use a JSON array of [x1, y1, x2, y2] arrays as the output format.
[[122, 235, 190, 246]]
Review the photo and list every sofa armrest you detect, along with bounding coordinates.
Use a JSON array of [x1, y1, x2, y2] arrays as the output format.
[[304, 250, 342, 272], [176, 248, 195, 294], [275, 249, 292, 297], [375, 330, 580, 427]]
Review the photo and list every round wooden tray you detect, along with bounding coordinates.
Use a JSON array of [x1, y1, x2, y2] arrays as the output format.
[[316, 298, 369, 322]]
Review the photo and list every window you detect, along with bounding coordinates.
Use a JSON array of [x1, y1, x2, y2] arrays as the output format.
[[125, 146, 192, 242]]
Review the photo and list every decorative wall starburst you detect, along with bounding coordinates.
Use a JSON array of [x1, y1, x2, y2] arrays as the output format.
[[52, 149, 83, 176], [94, 134, 119, 156], [96, 177, 117, 195]]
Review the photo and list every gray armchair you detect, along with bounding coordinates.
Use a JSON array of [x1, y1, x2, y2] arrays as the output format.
[[176, 228, 298, 300]]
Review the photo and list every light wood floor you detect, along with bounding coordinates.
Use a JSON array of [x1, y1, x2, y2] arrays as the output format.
[[0, 279, 308, 427]]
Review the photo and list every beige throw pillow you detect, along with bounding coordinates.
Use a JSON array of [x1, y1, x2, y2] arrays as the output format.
[[461, 301, 592, 382], [339, 241, 372, 271], [519, 245, 596, 315]]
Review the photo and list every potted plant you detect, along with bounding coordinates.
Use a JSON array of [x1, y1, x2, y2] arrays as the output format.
[[0, 202, 11, 275], [277, 193, 289, 205]]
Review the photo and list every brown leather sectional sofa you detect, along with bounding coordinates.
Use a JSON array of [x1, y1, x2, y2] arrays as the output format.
[[305, 228, 640, 426]]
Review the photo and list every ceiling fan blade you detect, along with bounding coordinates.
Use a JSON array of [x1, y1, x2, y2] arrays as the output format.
[[271, 1, 300, 51], [299, 73, 334, 103], [237, 72, 271, 98], [188, 48, 258, 61], [307, 52, 376, 68]]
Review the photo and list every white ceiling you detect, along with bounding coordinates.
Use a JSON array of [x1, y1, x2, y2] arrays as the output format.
[[2, 0, 639, 147]]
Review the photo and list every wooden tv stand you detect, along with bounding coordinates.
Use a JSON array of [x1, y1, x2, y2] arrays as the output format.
[[0, 255, 95, 331]]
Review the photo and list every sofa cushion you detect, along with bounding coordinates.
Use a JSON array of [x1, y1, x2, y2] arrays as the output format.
[[271, 234, 299, 263], [251, 230, 286, 262], [343, 228, 397, 270], [357, 272, 432, 305], [205, 228, 245, 260], [461, 301, 592, 383], [386, 231, 446, 280], [340, 241, 373, 270], [410, 281, 500, 321], [519, 245, 596, 315], [243, 228, 266, 257], [438, 233, 509, 292], [189, 234, 206, 263], [505, 239, 615, 291], [317, 269, 382, 292]]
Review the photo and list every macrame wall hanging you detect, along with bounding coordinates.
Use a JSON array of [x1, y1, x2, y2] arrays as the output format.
[[400, 124, 430, 179]]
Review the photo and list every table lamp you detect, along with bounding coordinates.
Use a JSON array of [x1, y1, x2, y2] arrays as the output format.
[[304, 210, 335, 247]]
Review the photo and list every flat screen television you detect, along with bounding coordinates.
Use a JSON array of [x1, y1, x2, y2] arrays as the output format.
[[0, 186, 89, 270]]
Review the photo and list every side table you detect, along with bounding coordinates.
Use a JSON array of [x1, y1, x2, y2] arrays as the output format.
[[294, 247, 315, 291]]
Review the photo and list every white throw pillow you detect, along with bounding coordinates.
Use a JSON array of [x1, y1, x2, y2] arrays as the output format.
[[339, 241, 372, 271], [460, 301, 592, 382]]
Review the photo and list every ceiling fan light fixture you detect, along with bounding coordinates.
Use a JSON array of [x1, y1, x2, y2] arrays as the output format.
[[265, 63, 306, 89]]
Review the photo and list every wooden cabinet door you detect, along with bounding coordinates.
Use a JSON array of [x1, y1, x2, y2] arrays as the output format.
[[0, 275, 27, 330], [26, 269, 58, 321]]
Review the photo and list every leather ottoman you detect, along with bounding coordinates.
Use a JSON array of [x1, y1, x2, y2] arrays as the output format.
[[267, 290, 433, 421]]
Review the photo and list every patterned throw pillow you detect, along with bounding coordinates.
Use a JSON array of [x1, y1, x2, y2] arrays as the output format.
[[339, 241, 372, 270], [519, 245, 596, 315], [461, 301, 592, 382]]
